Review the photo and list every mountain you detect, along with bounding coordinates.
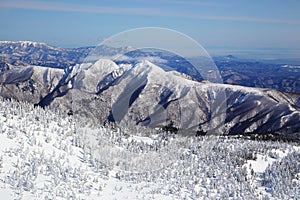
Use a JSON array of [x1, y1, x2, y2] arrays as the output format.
[[72, 59, 300, 135], [0, 56, 299, 135], [215, 58, 300, 93], [2, 41, 300, 93], [0, 41, 92, 69], [1, 41, 300, 200]]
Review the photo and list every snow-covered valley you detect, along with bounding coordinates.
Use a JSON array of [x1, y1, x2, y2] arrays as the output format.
[[0, 99, 299, 199]]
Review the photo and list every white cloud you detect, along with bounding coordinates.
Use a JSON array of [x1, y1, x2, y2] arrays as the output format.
[[0, 0, 164, 15], [1, 0, 299, 25]]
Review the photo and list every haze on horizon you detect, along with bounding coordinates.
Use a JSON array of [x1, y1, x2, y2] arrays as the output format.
[[0, 0, 300, 59]]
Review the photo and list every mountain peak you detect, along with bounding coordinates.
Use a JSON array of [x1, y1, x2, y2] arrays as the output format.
[[0, 40, 48, 47]]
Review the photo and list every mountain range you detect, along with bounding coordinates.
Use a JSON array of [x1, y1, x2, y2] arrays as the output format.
[[1, 41, 299, 93], [0, 41, 300, 136]]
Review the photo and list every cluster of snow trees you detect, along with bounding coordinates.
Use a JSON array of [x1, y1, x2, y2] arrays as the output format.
[[0, 98, 299, 199], [263, 151, 300, 198]]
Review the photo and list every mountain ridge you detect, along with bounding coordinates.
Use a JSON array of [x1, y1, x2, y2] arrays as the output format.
[[0, 57, 299, 135], [1, 40, 299, 93], [1, 41, 300, 135]]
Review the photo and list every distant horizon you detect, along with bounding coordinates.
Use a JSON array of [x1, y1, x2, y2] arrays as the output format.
[[1, 0, 300, 61], [2, 39, 300, 63]]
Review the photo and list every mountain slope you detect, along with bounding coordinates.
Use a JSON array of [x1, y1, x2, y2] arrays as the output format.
[[90, 60, 300, 134], [0, 65, 67, 105], [1, 58, 299, 135]]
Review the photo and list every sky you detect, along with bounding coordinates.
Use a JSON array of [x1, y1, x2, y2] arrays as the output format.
[[0, 0, 300, 59]]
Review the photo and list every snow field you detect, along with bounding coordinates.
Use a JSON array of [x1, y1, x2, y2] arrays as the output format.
[[0, 99, 299, 199]]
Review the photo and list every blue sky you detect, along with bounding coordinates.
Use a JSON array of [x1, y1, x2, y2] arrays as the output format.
[[0, 0, 300, 59]]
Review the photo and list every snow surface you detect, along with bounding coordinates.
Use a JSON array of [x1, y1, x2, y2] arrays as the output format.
[[0, 98, 299, 199]]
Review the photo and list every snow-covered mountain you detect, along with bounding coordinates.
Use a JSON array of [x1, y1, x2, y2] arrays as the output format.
[[0, 41, 300, 199], [215, 57, 300, 93], [73, 59, 300, 135], [0, 41, 89, 68], [0, 41, 136, 70], [0, 57, 299, 135], [1, 41, 300, 93]]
